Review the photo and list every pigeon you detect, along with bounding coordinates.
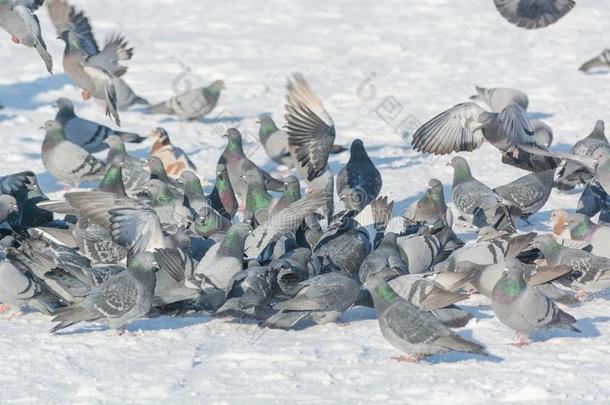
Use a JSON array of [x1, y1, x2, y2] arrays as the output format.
[[448, 156, 512, 227], [563, 213, 610, 259], [244, 191, 327, 259], [258, 114, 346, 169], [493, 169, 554, 222], [404, 179, 453, 229], [261, 272, 361, 330], [221, 128, 285, 205], [178, 171, 207, 212], [387, 274, 474, 328], [365, 271, 487, 362], [149, 128, 197, 178], [313, 211, 372, 278], [470, 86, 529, 112], [47, 0, 147, 111], [579, 49, 610, 74], [192, 205, 231, 238], [257, 114, 293, 167], [532, 121, 553, 149], [0, 194, 17, 225], [577, 181, 610, 224], [396, 229, 452, 274], [270, 175, 301, 217], [493, 0, 576, 29], [208, 162, 237, 220], [336, 139, 382, 213], [359, 232, 408, 284], [50, 252, 158, 333], [492, 258, 579, 346], [1, 171, 53, 231], [149, 80, 224, 121], [554, 121, 609, 191], [54, 98, 144, 153], [56, 4, 133, 126], [217, 263, 278, 318], [152, 248, 200, 308], [0, 259, 61, 315], [41, 120, 105, 186], [146, 157, 182, 199], [412, 102, 536, 159], [523, 144, 610, 194], [532, 234, 610, 295], [285, 73, 336, 223], [194, 222, 252, 308], [242, 167, 275, 227], [0, 0, 52, 73], [104, 134, 149, 196]]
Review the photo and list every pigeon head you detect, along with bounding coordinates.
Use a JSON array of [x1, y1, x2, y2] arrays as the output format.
[[530, 234, 562, 255], [194, 207, 221, 237], [41, 121, 66, 147], [208, 80, 225, 95], [349, 139, 370, 161], [565, 213, 595, 239], [103, 134, 125, 149], [224, 128, 243, 153], [363, 269, 399, 301], [54, 98, 73, 111], [0, 194, 18, 219], [258, 114, 279, 140], [149, 127, 170, 143], [493, 259, 526, 304], [58, 30, 82, 53], [143, 179, 172, 206], [448, 156, 472, 184], [128, 252, 159, 274], [282, 175, 300, 192], [147, 156, 169, 181]]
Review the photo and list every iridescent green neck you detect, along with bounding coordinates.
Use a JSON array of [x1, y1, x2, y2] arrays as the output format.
[[375, 283, 398, 302], [571, 219, 595, 241], [453, 165, 471, 185], [206, 83, 222, 98], [259, 120, 278, 141], [98, 166, 123, 193], [493, 277, 523, 303], [247, 186, 272, 213]]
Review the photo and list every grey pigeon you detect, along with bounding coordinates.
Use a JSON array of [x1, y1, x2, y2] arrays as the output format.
[[313, 211, 371, 278], [532, 120, 553, 148], [104, 134, 149, 196], [178, 171, 207, 212], [257, 114, 293, 167], [532, 234, 610, 294], [365, 272, 487, 362], [285, 73, 336, 223], [448, 156, 513, 227], [50, 252, 158, 333], [149, 80, 224, 121], [217, 263, 278, 318], [493, 0, 575, 29], [47, 0, 147, 111], [493, 169, 554, 222], [41, 120, 105, 186], [194, 223, 252, 309], [54, 98, 144, 153], [244, 191, 327, 259], [580, 49, 610, 74], [270, 175, 301, 217], [471, 86, 529, 112], [152, 248, 199, 308], [359, 232, 408, 284], [396, 228, 452, 274], [412, 102, 536, 158], [208, 161, 237, 220], [0, 259, 60, 314], [404, 179, 453, 229], [56, 5, 133, 126], [0, 0, 52, 73], [554, 121, 609, 191], [261, 272, 361, 330], [336, 139, 382, 213], [221, 128, 285, 205], [387, 274, 474, 328], [492, 258, 579, 346], [563, 213, 610, 259]]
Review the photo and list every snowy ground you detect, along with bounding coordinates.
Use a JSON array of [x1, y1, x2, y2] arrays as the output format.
[[1, 0, 610, 403]]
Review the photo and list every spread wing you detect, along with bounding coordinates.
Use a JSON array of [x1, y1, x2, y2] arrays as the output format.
[[411, 102, 486, 155]]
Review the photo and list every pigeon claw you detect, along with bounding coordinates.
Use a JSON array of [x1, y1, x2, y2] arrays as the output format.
[[81, 90, 92, 100], [11, 36, 20, 44], [575, 289, 590, 302], [0, 303, 10, 314], [510, 334, 530, 347]]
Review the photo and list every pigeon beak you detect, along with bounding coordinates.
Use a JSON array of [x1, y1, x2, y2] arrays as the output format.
[[445, 162, 451, 167], [39, 126, 44, 130]]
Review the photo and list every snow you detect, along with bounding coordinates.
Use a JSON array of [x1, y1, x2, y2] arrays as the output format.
[[1, 0, 610, 403]]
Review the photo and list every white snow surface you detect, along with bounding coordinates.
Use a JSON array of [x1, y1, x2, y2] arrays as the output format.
[[1, 0, 610, 403]]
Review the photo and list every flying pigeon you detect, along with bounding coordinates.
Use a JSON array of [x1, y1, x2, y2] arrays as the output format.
[[470, 86, 529, 112], [493, 0, 576, 29]]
